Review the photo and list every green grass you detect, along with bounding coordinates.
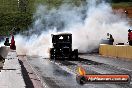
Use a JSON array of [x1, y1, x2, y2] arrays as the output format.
[[0, 0, 85, 35], [0, 0, 35, 35], [112, 2, 132, 8], [0, 0, 131, 35], [0, 12, 33, 35]]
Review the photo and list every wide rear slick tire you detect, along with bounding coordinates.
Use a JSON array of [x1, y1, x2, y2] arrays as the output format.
[[72, 49, 78, 61], [50, 48, 56, 60]]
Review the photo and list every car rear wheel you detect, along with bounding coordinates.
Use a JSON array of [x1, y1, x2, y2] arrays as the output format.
[[50, 48, 56, 60]]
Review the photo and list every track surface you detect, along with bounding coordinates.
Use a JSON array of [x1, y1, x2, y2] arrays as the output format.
[[26, 54, 132, 88]]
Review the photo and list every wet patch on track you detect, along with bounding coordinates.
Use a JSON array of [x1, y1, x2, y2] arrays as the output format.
[[78, 58, 103, 65], [55, 60, 77, 66]]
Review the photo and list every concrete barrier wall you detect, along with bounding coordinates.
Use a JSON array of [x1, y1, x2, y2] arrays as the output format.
[[0, 51, 26, 88], [0, 46, 9, 58], [99, 44, 132, 59]]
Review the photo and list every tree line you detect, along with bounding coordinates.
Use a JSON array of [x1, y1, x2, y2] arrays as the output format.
[[112, 0, 132, 3]]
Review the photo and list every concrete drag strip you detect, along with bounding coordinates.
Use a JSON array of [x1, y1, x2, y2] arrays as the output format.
[[18, 55, 45, 88]]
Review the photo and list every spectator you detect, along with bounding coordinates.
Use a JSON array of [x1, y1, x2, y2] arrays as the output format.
[[107, 33, 114, 45], [128, 29, 132, 46], [4, 38, 10, 46], [10, 35, 16, 50]]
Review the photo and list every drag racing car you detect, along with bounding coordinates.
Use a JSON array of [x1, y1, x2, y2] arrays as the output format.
[[50, 33, 78, 60]]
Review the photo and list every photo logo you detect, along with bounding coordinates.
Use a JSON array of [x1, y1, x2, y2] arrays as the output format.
[[76, 66, 131, 85]]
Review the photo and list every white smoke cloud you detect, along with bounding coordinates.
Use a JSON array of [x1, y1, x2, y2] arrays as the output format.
[[0, 42, 4, 47], [15, 0, 130, 57]]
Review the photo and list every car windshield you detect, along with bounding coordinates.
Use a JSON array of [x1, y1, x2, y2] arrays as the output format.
[[53, 35, 71, 43]]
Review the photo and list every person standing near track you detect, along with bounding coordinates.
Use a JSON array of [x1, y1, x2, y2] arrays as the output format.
[[107, 33, 114, 45], [128, 29, 132, 46], [10, 35, 16, 50]]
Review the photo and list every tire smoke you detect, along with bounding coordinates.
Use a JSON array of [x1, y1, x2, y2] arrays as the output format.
[[15, 0, 130, 57]]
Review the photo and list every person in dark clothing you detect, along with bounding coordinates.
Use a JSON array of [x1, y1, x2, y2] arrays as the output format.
[[107, 33, 114, 45], [128, 29, 132, 46], [4, 38, 10, 46]]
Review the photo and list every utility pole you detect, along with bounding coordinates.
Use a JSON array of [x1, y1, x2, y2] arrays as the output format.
[[47, 0, 51, 9], [18, 0, 28, 12]]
